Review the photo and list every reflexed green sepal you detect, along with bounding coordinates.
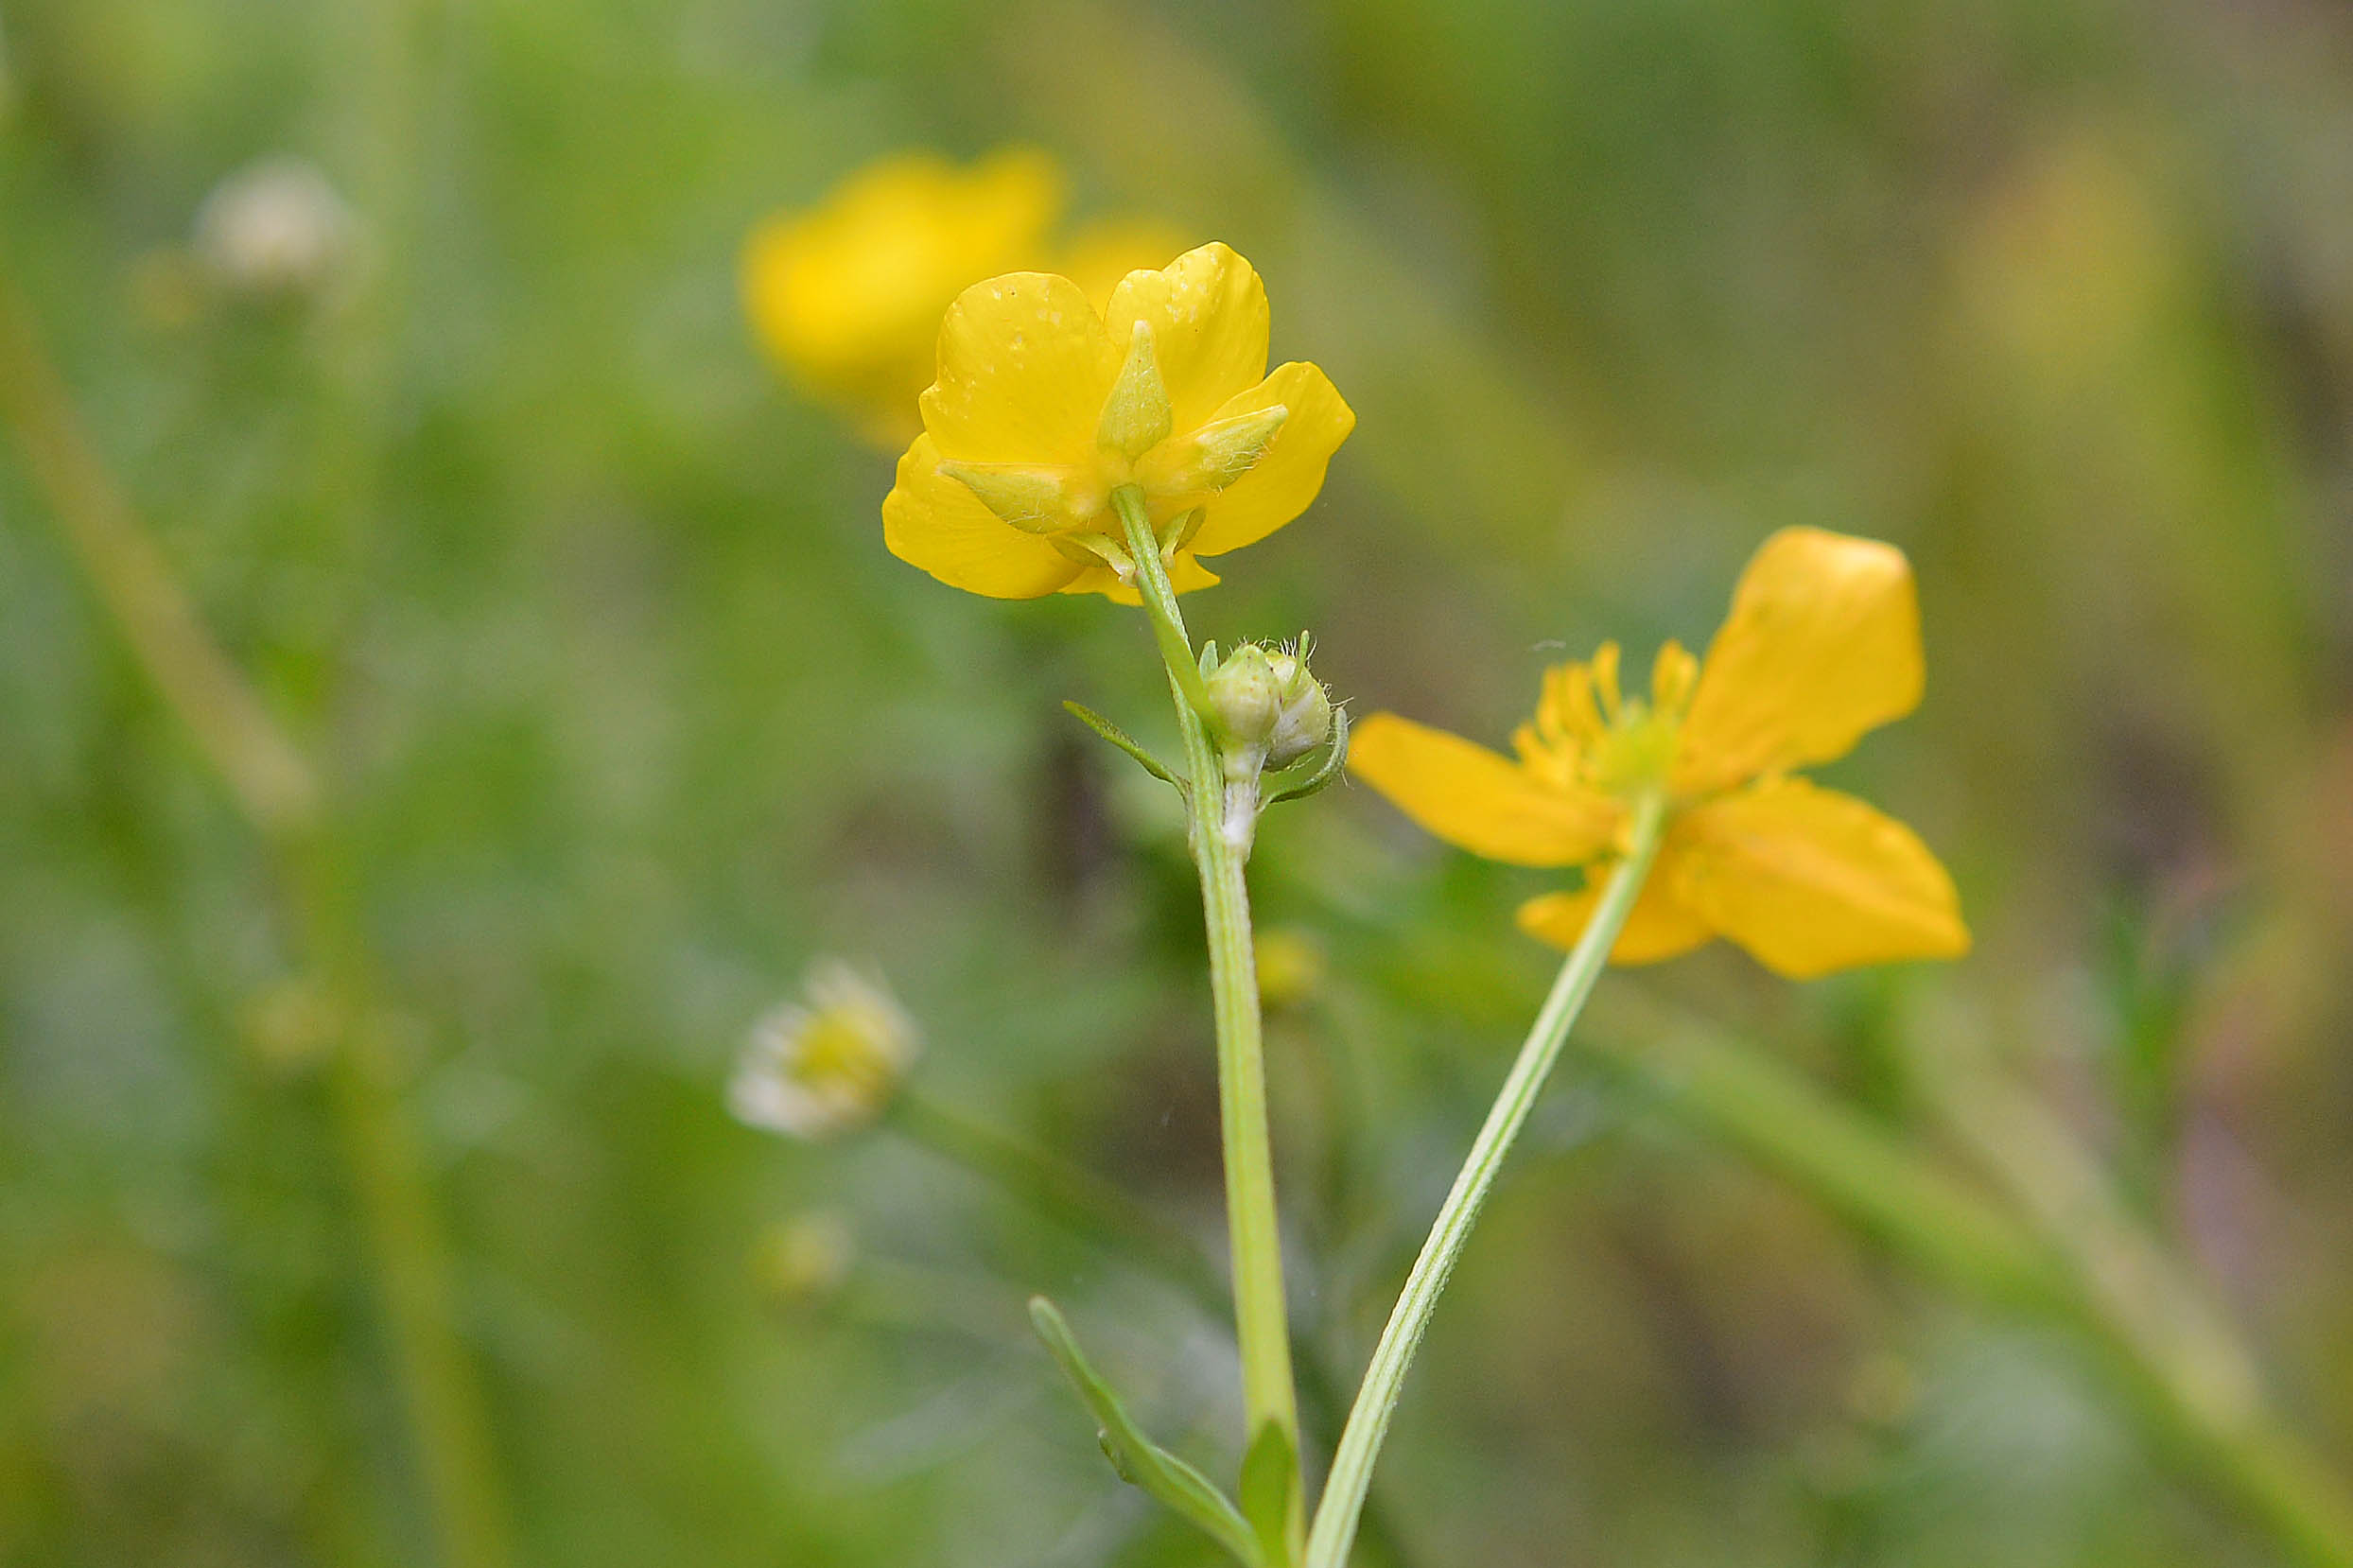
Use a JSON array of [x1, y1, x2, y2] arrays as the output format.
[[936, 459, 1090, 533], [1138, 405, 1291, 497], [1098, 320, 1174, 460]]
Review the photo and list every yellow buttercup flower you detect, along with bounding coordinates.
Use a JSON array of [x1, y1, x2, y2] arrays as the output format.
[[744, 149, 1058, 441], [742, 149, 1186, 444], [1350, 528, 1970, 979], [882, 242, 1355, 601]]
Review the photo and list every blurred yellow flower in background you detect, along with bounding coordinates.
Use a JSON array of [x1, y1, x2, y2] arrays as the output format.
[[1351, 528, 1969, 979], [750, 1211, 857, 1312], [881, 242, 1355, 601], [742, 149, 1187, 444], [1254, 926, 1330, 1014], [1054, 214, 1197, 313]]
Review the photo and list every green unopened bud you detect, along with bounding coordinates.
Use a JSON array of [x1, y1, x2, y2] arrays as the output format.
[[938, 460, 1092, 533], [1097, 320, 1173, 460], [1262, 639, 1334, 767], [1135, 404, 1289, 497], [1204, 642, 1281, 762]]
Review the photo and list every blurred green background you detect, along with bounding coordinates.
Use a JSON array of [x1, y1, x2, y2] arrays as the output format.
[[4, 0, 2353, 1564]]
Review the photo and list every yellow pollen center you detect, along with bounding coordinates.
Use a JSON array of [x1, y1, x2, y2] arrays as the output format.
[[1585, 701, 1682, 794], [793, 1012, 894, 1099], [1515, 638, 1699, 804]]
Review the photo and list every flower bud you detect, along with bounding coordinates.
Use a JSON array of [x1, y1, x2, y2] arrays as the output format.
[[729, 961, 919, 1141], [1096, 319, 1173, 460], [1262, 642, 1334, 768], [1203, 642, 1282, 758]]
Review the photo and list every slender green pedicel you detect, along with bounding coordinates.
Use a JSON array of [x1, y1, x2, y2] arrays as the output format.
[[1305, 792, 1669, 1568]]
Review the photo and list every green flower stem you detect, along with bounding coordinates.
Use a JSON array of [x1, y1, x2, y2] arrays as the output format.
[[0, 278, 513, 1568], [1112, 486, 1303, 1553], [1304, 791, 1670, 1568], [1577, 993, 2353, 1568], [886, 1089, 1416, 1568], [1122, 533, 1218, 722]]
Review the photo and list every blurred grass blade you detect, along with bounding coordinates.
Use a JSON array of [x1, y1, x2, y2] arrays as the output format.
[[1064, 700, 1185, 790], [1028, 1297, 1265, 1568], [0, 276, 320, 833]]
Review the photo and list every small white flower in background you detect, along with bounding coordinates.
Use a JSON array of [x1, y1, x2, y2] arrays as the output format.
[[194, 155, 352, 298], [729, 961, 919, 1140]]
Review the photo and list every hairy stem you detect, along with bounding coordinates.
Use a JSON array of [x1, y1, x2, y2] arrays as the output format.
[[1113, 486, 1302, 1554]]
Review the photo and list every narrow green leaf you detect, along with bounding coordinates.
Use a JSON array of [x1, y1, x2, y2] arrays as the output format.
[[1265, 705, 1350, 806], [1238, 1419, 1300, 1568], [1062, 701, 1184, 791], [1028, 1298, 1265, 1568]]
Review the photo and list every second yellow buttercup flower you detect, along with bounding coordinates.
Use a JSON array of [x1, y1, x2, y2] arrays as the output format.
[[1350, 528, 1970, 979], [881, 243, 1356, 601], [743, 149, 1188, 444]]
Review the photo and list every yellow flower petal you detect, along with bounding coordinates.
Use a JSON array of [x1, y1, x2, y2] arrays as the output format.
[[1056, 217, 1195, 314], [1184, 362, 1356, 557], [882, 434, 1086, 599], [1350, 712, 1621, 867], [920, 271, 1120, 465], [1672, 528, 1925, 797], [1670, 776, 1969, 980], [1105, 243, 1270, 434], [1515, 858, 1714, 964], [1058, 551, 1223, 602]]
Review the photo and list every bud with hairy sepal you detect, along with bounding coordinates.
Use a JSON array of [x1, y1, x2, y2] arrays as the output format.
[[1262, 638, 1334, 768], [1203, 643, 1282, 773], [1203, 636, 1336, 789]]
